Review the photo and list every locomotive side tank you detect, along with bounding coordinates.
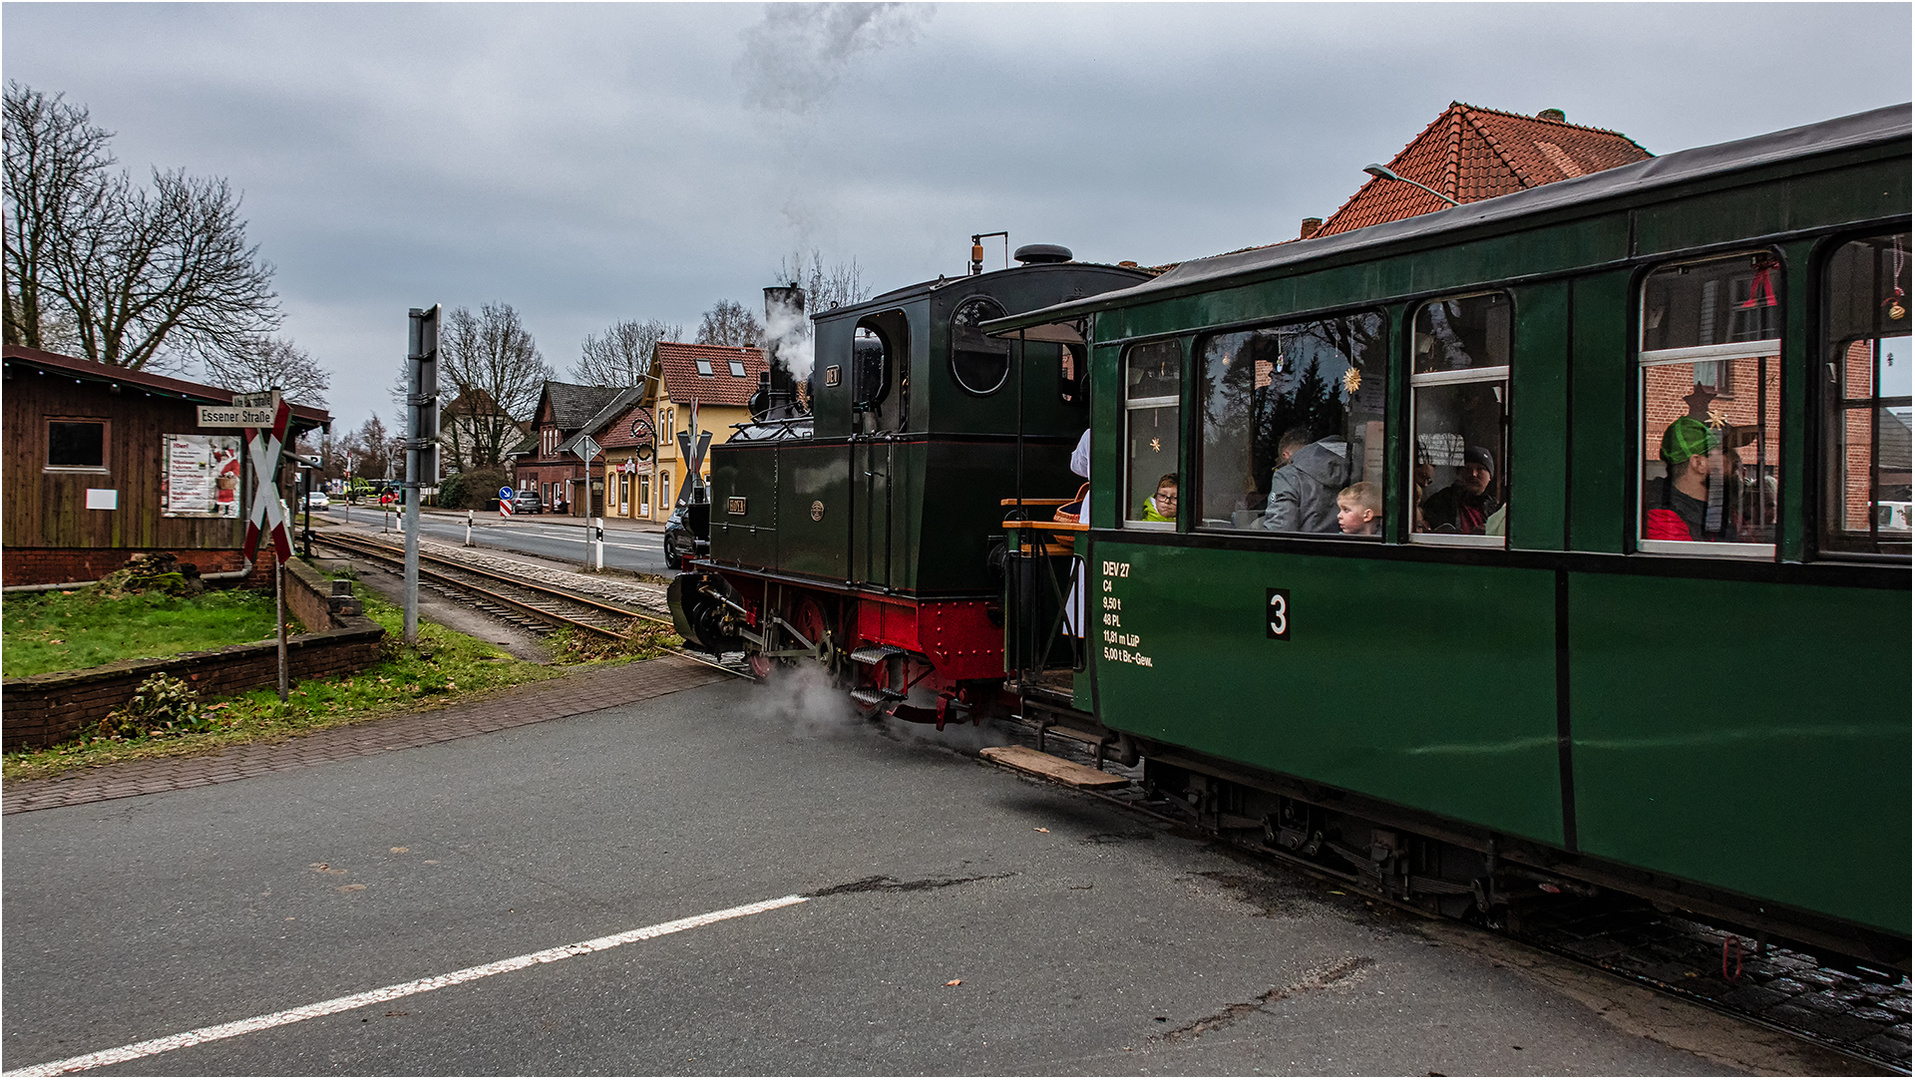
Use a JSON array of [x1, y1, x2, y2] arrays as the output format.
[[675, 249, 1148, 720]]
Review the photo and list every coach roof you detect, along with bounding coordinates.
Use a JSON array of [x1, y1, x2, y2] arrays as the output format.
[[986, 102, 1911, 337]]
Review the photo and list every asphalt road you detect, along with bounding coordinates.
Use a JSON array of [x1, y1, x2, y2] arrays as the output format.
[[303, 504, 670, 575], [3, 673, 1837, 1076]]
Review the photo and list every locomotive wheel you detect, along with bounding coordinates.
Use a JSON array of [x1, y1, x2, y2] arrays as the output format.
[[790, 596, 842, 677]]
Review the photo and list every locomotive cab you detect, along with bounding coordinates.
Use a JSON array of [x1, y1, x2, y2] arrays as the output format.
[[672, 247, 1149, 723]]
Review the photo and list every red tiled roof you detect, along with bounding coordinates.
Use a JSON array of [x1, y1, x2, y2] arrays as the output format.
[[594, 400, 657, 451], [654, 342, 767, 408], [2, 344, 332, 430], [1316, 103, 1651, 237]]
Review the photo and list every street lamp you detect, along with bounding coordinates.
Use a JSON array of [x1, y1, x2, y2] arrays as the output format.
[[1362, 163, 1460, 206]]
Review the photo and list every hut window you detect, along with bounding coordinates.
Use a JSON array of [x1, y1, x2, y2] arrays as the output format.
[[47, 419, 108, 471], [1411, 293, 1511, 546], [1820, 232, 1912, 559], [1638, 253, 1782, 557], [1123, 340, 1183, 530]]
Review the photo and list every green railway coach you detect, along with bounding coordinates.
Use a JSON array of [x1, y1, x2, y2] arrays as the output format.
[[990, 104, 1910, 967]]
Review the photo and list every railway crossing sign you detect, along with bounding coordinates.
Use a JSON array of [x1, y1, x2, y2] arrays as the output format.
[[674, 401, 711, 510], [500, 486, 514, 517], [240, 397, 294, 566]]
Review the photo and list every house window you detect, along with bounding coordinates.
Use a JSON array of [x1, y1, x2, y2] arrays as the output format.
[[660, 472, 672, 509], [638, 473, 650, 510], [1124, 341, 1182, 529], [1821, 232, 1912, 557], [729, 360, 748, 378], [47, 418, 108, 471], [695, 358, 714, 376], [1411, 294, 1510, 544], [1195, 311, 1387, 535], [1638, 253, 1782, 555]]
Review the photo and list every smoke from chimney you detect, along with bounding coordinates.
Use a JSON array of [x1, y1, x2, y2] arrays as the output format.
[[755, 284, 808, 420]]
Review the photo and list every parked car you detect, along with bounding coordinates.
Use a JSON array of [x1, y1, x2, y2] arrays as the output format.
[[511, 489, 544, 515], [298, 491, 330, 511]]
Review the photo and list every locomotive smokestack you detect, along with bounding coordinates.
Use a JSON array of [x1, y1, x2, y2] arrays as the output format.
[[756, 283, 807, 420]]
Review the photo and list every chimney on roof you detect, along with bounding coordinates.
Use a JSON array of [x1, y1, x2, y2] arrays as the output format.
[[1299, 217, 1324, 240], [1537, 108, 1566, 123]]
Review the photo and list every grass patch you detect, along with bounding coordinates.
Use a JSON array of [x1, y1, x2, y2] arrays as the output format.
[[2, 582, 563, 782], [2, 588, 287, 678], [546, 621, 682, 664]]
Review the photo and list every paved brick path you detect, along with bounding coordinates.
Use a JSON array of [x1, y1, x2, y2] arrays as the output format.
[[2, 654, 732, 816]]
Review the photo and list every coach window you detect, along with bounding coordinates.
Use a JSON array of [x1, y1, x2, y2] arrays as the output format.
[[1195, 312, 1386, 536], [46, 418, 108, 471], [1124, 340, 1182, 530], [1637, 253, 1782, 555], [950, 296, 1011, 395], [1821, 232, 1912, 558], [1411, 294, 1510, 545]]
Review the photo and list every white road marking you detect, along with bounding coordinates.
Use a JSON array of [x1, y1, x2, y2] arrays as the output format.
[[5, 894, 807, 1077]]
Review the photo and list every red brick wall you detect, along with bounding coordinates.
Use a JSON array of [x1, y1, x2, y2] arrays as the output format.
[[1841, 339, 1876, 531], [2, 547, 274, 589], [1, 561, 383, 750]]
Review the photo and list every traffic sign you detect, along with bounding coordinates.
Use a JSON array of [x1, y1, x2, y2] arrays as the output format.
[[499, 485, 514, 517], [500, 485, 514, 500], [577, 434, 602, 463]]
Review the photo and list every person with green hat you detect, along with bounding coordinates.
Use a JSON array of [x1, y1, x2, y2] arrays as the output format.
[[1644, 415, 1738, 542]]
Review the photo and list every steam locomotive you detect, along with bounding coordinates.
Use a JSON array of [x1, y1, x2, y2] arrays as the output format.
[[671, 105, 1911, 973]]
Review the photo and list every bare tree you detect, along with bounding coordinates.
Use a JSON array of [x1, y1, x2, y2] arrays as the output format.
[[695, 298, 762, 347], [439, 302, 553, 469], [343, 415, 397, 481], [775, 249, 871, 313], [572, 317, 681, 386], [2, 81, 279, 371], [3, 81, 112, 351], [201, 335, 330, 408]]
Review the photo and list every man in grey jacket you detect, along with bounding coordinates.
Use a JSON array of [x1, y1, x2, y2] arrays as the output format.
[[1262, 427, 1350, 533]]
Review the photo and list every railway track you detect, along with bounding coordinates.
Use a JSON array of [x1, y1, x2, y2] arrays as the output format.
[[312, 531, 751, 679], [984, 710, 1912, 1075], [316, 531, 655, 639]]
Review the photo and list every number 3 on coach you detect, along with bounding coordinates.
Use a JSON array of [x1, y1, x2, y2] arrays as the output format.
[[1266, 588, 1290, 641]]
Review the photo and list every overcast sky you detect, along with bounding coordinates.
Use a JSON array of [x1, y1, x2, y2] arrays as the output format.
[[5, 2, 1909, 431]]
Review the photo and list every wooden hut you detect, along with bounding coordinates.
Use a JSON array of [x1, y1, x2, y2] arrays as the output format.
[[2, 345, 330, 587]]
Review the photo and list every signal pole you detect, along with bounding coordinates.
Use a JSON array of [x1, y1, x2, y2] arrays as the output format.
[[405, 305, 441, 645]]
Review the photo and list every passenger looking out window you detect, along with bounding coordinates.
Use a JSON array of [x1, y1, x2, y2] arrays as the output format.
[[1821, 232, 1912, 558], [1638, 254, 1781, 554], [1141, 474, 1178, 522], [1411, 293, 1509, 544], [1336, 481, 1381, 536], [1195, 312, 1386, 535], [1423, 446, 1501, 533], [1645, 416, 1738, 542]]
